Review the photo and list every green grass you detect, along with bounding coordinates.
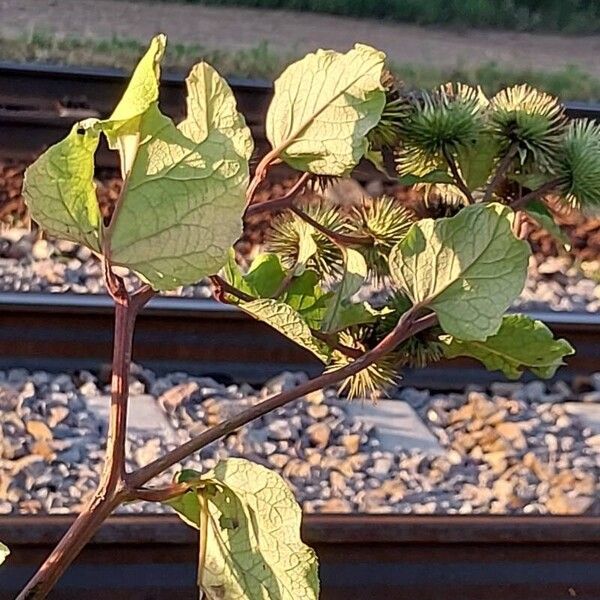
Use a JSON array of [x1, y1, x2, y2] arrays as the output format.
[[141, 0, 600, 34], [3, 31, 600, 102], [0, 31, 288, 80]]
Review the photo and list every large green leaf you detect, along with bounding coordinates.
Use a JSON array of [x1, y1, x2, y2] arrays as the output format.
[[456, 135, 498, 190], [221, 251, 287, 299], [104, 62, 253, 290], [23, 120, 102, 252], [0, 542, 8, 566], [322, 247, 367, 333], [284, 270, 331, 328], [441, 314, 574, 378], [266, 44, 385, 175], [167, 459, 319, 600], [239, 298, 329, 362], [244, 253, 287, 297], [221, 248, 255, 297], [25, 36, 253, 292], [328, 301, 380, 331], [389, 203, 530, 340]]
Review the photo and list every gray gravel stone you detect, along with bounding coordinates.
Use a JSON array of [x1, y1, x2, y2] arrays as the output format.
[[0, 366, 598, 516]]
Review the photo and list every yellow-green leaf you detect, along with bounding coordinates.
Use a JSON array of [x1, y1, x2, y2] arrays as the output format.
[[239, 298, 329, 362], [0, 542, 8, 566], [284, 270, 331, 328], [105, 34, 166, 176], [266, 44, 386, 175], [23, 120, 102, 252], [168, 459, 319, 600], [293, 222, 318, 275], [105, 62, 253, 290], [24, 36, 253, 291], [322, 246, 368, 333], [456, 135, 498, 190], [389, 203, 530, 340], [441, 314, 574, 378], [244, 253, 286, 297]]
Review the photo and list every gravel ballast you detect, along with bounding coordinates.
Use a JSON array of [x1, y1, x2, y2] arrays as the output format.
[[2, 229, 600, 312], [1, 367, 598, 516]]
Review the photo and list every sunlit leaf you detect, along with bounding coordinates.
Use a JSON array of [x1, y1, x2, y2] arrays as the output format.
[[441, 314, 574, 378], [168, 459, 319, 600], [266, 44, 385, 175], [239, 298, 329, 361], [0, 542, 8, 566], [25, 36, 253, 292], [105, 34, 166, 177], [284, 270, 332, 328], [456, 135, 498, 190], [23, 120, 102, 252], [389, 203, 530, 340], [322, 247, 368, 333], [328, 301, 381, 331], [293, 223, 319, 275], [104, 61, 253, 290], [244, 253, 287, 297]]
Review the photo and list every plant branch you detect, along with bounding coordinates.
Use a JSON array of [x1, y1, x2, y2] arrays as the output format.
[[511, 177, 564, 210], [245, 172, 311, 217], [482, 143, 518, 203], [16, 488, 127, 600], [311, 330, 363, 359], [17, 268, 154, 599], [442, 147, 474, 204], [129, 482, 192, 503], [245, 149, 281, 205], [291, 206, 372, 246], [128, 309, 438, 489], [209, 275, 255, 303]]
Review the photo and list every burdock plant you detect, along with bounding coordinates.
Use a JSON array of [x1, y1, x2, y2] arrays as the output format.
[[7, 35, 586, 599]]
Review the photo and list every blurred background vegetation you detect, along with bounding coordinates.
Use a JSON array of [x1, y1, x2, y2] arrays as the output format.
[[4, 31, 600, 102], [155, 0, 600, 33]]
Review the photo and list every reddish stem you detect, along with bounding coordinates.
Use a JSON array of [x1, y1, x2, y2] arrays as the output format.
[[245, 149, 280, 205], [128, 309, 437, 489], [245, 172, 311, 217], [17, 274, 154, 599], [482, 143, 518, 203]]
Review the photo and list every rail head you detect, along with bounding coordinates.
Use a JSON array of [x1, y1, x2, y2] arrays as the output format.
[[1, 292, 599, 328], [1, 61, 599, 120], [1, 514, 599, 546]]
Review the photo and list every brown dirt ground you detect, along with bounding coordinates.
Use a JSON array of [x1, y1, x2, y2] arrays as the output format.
[[1, 0, 600, 76]]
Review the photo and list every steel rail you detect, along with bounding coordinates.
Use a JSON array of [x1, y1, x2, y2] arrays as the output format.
[[3, 61, 598, 174], [0, 292, 598, 387], [0, 514, 599, 599]]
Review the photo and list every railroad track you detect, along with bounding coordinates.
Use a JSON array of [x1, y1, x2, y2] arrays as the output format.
[[0, 292, 598, 387], [0, 514, 599, 599], [2, 61, 600, 173], [2, 64, 600, 600], [0, 293, 599, 599]]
